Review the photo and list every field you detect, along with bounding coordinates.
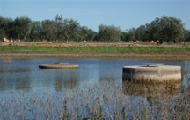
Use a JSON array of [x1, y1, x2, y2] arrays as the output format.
[[1, 41, 190, 59]]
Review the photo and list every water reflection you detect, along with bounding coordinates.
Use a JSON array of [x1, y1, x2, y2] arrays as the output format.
[[0, 71, 32, 92], [1, 57, 13, 63], [181, 60, 190, 89], [54, 70, 78, 91], [0, 67, 31, 73], [122, 81, 181, 97], [0, 59, 32, 92], [0, 57, 190, 94], [99, 61, 119, 81]]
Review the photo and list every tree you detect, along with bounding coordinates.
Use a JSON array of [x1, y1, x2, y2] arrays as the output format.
[[79, 26, 95, 41], [127, 28, 136, 41], [1, 15, 188, 43], [121, 30, 136, 42], [0, 16, 13, 39], [62, 19, 81, 42], [185, 30, 190, 42], [135, 25, 147, 41], [14, 16, 32, 40], [28, 21, 42, 41], [41, 20, 56, 41], [55, 15, 64, 41], [148, 16, 185, 43], [98, 24, 121, 42], [0, 29, 5, 40]]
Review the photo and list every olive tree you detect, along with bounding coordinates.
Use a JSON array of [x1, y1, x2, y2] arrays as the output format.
[[98, 24, 121, 42], [0, 16, 13, 39], [14, 16, 32, 40], [41, 20, 56, 41], [185, 30, 190, 42], [148, 16, 185, 43], [62, 19, 81, 42]]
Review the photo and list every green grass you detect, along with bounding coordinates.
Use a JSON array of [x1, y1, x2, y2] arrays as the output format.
[[1, 45, 190, 54]]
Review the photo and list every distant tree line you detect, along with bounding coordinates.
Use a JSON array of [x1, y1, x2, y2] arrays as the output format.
[[0, 15, 190, 43], [0, 15, 96, 42], [123, 16, 188, 43]]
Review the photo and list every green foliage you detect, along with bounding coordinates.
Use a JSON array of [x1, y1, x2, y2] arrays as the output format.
[[126, 28, 136, 41], [149, 16, 185, 43], [62, 19, 81, 42], [14, 16, 32, 40], [80, 26, 96, 41], [135, 25, 149, 41], [0, 16, 13, 39], [123, 16, 186, 43], [28, 21, 43, 41], [0, 29, 5, 40], [185, 30, 190, 42], [98, 24, 121, 42], [41, 20, 56, 41], [0, 15, 95, 42], [0, 15, 188, 42]]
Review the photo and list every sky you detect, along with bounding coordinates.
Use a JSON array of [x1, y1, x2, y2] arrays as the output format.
[[0, 0, 190, 31]]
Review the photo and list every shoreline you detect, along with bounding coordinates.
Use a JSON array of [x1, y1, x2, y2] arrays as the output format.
[[0, 51, 190, 60]]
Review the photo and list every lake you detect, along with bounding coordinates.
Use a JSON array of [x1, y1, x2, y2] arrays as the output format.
[[0, 57, 190, 119]]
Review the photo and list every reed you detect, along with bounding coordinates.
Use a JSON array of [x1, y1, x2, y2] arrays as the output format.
[[0, 81, 189, 119]]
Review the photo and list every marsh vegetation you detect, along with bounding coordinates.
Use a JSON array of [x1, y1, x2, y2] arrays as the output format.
[[0, 81, 189, 120], [0, 58, 190, 119]]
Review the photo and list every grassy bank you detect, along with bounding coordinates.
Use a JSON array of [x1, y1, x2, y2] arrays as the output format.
[[1, 45, 190, 54]]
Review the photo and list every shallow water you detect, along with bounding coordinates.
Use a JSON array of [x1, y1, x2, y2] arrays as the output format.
[[0, 57, 190, 119]]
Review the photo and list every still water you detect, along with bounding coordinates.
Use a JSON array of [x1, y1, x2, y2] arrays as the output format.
[[0, 57, 190, 119]]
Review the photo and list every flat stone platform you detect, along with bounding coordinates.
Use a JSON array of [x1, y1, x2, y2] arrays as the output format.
[[39, 63, 79, 69]]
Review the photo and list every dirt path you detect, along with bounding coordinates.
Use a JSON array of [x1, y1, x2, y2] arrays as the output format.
[[1, 41, 188, 48]]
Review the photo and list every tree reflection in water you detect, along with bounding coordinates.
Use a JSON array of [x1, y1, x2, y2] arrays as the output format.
[[54, 70, 78, 91]]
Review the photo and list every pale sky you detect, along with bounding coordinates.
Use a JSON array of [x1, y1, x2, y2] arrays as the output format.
[[0, 0, 190, 31]]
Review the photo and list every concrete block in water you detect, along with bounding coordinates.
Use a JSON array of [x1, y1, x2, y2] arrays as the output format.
[[122, 64, 181, 83], [122, 81, 180, 97]]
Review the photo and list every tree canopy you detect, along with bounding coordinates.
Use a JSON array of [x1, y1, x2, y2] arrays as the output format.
[[98, 24, 121, 42], [0, 15, 189, 42], [125, 16, 186, 43]]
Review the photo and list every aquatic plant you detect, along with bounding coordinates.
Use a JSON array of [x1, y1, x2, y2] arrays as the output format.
[[0, 81, 189, 120]]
